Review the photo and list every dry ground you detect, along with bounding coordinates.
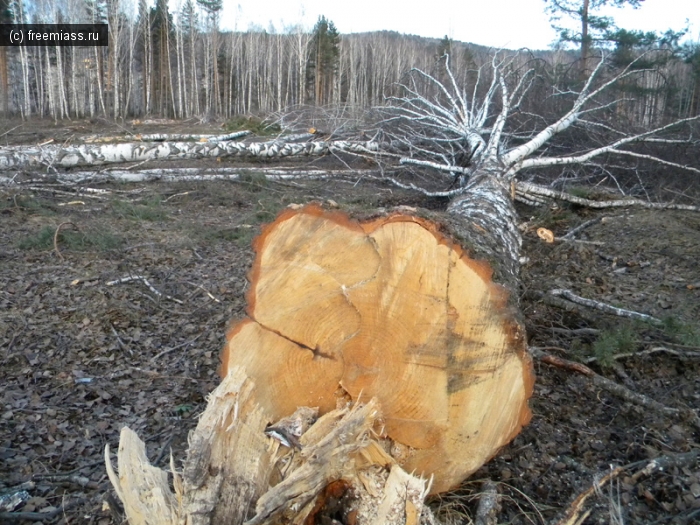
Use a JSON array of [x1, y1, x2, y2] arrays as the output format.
[[1, 120, 699, 524]]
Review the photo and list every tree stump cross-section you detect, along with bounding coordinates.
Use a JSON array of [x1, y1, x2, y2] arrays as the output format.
[[221, 203, 534, 494]]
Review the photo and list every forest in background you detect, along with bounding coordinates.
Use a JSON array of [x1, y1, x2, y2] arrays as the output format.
[[0, 0, 699, 130]]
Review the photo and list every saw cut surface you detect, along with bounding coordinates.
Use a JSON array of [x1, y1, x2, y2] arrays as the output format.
[[221, 204, 533, 493]]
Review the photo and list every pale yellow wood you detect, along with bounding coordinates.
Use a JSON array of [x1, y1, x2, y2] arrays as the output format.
[[109, 366, 439, 525], [104, 429, 178, 525], [222, 205, 533, 494]]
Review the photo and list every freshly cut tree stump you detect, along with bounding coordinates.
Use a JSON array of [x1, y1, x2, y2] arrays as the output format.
[[222, 203, 534, 494], [106, 203, 533, 524]]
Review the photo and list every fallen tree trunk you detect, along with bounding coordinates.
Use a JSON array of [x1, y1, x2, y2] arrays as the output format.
[[83, 130, 252, 143], [0, 138, 378, 171], [107, 165, 534, 524]]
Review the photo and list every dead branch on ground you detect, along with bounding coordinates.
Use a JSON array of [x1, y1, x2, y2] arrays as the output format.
[[106, 275, 183, 305], [548, 289, 661, 324], [530, 347, 700, 430]]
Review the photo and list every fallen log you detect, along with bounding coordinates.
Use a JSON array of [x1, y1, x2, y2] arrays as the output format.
[[0, 139, 378, 171], [108, 188, 534, 523]]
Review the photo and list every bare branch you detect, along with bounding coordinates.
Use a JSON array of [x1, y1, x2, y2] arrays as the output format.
[[516, 115, 700, 172], [501, 56, 656, 166], [517, 182, 700, 212], [399, 158, 469, 174]]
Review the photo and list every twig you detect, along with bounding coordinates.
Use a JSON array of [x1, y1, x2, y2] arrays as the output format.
[[110, 323, 132, 356], [662, 341, 700, 350], [549, 289, 661, 324], [1, 124, 22, 138], [526, 290, 602, 323], [530, 347, 593, 375], [560, 217, 604, 240], [164, 191, 195, 202], [556, 237, 604, 246], [517, 182, 700, 212], [630, 450, 700, 482], [53, 221, 78, 260], [0, 498, 81, 522], [102, 158, 150, 172], [128, 366, 202, 382], [185, 281, 221, 303], [104, 492, 125, 524], [584, 346, 700, 364], [25, 474, 93, 487], [32, 460, 105, 480], [474, 480, 500, 525], [151, 333, 203, 361], [106, 275, 183, 304], [550, 327, 600, 337], [1, 481, 35, 494], [554, 467, 624, 525], [153, 432, 175, 467], [22, 185, 105, 199], [530, 347, 700, 430]]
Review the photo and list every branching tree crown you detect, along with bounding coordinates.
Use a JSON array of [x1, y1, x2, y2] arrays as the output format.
[[382, 52, 700, 198]]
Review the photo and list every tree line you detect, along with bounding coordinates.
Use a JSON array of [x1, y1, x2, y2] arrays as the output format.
[[0, 0, 698, 127]]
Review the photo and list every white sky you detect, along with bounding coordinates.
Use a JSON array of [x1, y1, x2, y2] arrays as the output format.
[[218, 0, 698, 50]]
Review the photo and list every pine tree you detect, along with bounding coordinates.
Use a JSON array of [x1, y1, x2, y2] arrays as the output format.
[[308, 16, 339, 106], [151, 0, 173, 115], [544, 0, 645, 70]]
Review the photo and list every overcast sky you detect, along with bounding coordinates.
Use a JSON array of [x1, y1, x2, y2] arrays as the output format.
[[216, 0, 698, 50]]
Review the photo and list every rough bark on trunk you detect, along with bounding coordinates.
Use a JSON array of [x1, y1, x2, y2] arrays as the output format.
[[107, 170, 533, 524]]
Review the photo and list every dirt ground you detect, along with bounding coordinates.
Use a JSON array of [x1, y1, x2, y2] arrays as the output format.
[[1, 120, 700, 524]]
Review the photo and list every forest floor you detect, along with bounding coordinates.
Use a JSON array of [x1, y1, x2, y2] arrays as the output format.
[[1, 120, 700, 524]]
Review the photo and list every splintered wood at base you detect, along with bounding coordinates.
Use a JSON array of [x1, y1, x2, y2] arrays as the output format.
[[221, 203, 534, 493], [106, 366, 436, 525]]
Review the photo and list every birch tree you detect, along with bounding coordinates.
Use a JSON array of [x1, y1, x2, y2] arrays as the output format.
[[197, 0, 222, 116], [381, 53, 700, 209]]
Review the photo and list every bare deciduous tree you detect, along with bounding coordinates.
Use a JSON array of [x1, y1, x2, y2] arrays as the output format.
[[380, 53, 700, 205]]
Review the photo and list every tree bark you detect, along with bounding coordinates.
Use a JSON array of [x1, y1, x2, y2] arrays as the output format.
[[0, 139, 378, 171]]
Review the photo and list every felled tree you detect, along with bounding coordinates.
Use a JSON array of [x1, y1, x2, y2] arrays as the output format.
[[106, 52, 698, 524], [381, 53, 699, 204], [107, 203, 534, 525], [221, 205, 533, 492]]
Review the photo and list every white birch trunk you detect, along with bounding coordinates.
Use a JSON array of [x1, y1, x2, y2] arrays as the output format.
[[0, 139, 379, 171]]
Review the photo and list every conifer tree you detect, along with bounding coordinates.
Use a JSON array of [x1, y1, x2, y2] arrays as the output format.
[[308, 16, 339, 106], [544, 0, 645, 70]]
